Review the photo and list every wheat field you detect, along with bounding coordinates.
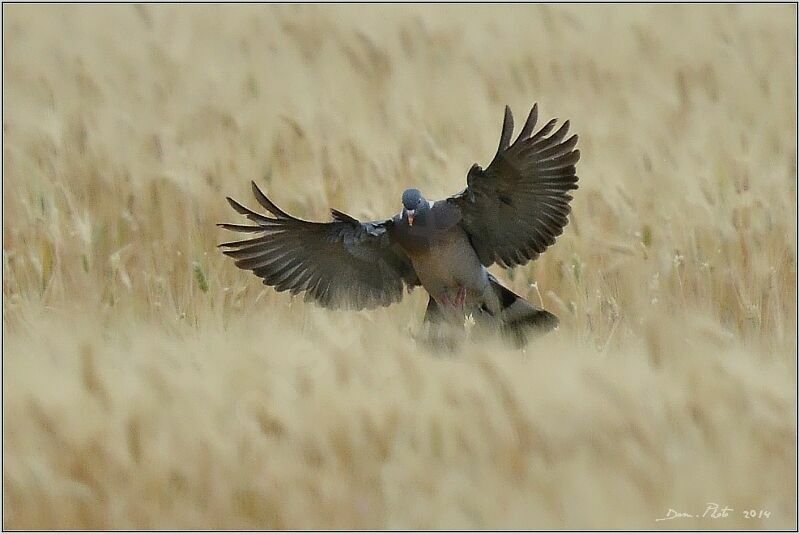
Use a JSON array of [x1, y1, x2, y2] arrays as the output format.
[[2, 4, 797, 530]]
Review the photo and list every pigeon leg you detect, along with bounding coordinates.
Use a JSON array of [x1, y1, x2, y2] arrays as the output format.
[[457, 286, 467, 308]]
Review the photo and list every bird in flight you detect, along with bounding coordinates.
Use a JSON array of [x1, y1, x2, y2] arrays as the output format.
[[219, 104, 579, 345]]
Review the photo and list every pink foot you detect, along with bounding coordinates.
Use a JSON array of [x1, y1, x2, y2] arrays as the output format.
[[439, 288, 467, 310], [453, 286, 467, 308]]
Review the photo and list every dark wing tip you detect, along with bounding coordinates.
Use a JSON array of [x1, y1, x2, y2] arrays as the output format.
[[225, 196, 242, 210], [515, 103, 539, 142], [217, 222, 268, 233], [498, 105, 514, 154], [530, 118, 559, 143], [251, 180, 291, 219]]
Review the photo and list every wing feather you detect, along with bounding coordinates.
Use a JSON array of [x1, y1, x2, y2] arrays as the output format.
[[219, 181, 418, 309], [450, 104, 580, 268]]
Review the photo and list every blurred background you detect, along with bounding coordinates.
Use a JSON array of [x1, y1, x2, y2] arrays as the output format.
[[3, 4, 797, 529]]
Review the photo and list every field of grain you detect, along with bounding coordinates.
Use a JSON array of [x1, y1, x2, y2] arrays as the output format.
[[2, 4, 797, 530]]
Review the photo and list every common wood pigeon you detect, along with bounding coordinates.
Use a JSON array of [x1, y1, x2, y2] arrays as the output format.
[[219, 104, 579, 343]]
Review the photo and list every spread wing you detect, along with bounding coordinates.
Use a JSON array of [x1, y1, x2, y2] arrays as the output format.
[[450, 104, 579, 268], [219, 181, 418, 310]]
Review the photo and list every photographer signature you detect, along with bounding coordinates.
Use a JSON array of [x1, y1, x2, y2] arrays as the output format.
[[655, 503, 771, 521]]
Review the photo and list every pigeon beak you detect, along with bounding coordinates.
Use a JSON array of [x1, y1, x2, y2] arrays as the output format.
[[407, 210, 415, 226]]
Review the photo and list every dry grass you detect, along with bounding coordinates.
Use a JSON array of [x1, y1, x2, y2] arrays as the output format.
[[3, 4, 797, 530]]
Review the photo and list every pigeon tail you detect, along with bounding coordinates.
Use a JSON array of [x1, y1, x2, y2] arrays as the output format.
[[489, 276, 559, 346]]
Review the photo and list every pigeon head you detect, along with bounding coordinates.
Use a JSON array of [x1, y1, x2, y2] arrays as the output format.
[[401, 188, 430, 227]]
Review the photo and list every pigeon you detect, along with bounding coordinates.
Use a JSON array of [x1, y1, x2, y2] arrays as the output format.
[[219, 104, 579, 344]]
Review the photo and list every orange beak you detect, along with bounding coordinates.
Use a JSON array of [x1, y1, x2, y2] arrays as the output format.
[[406, 210, 415, 226]]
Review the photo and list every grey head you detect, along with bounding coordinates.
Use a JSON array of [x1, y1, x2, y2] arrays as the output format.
[[401, 188, 430, 227]]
